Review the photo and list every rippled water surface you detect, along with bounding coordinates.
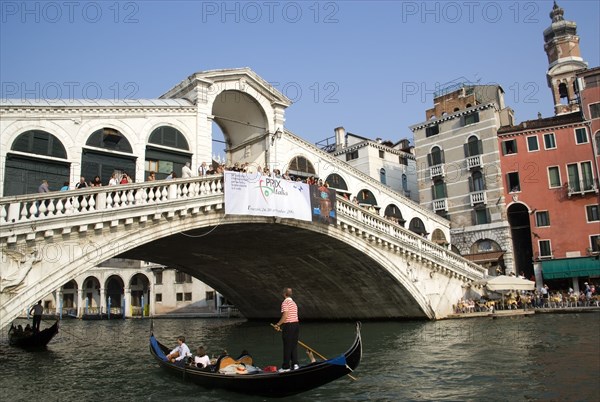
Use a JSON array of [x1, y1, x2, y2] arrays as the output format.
[[1, 313, 598, 401]]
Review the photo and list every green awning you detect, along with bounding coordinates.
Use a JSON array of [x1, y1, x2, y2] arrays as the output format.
[[541, 257, 600, 279]]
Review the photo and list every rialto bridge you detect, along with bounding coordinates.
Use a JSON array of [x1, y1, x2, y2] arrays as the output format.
[[0, 68, 486, 328]]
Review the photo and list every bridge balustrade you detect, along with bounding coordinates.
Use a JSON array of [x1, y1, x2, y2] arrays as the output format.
[[0, 176, 224, 226]]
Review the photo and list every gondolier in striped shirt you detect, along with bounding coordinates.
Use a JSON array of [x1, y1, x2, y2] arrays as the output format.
[[274, 287, 299, 372]]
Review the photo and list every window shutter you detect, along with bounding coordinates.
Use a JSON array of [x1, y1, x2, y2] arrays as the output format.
[[477, 139, 483, 155], [463, 143, 470, 157], [440, 150, 446, 164], [468, 176, 474, 192], [427, 154, 433, 167]]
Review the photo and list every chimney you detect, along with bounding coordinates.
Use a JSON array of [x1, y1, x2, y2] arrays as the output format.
[[334, 126, 346, 150], [537, 112, 542, 119]]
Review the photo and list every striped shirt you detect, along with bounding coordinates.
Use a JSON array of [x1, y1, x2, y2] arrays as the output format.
[[281, 297, 299, 323]]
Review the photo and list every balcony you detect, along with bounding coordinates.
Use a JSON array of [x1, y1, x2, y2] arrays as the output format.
[[466, 155, 483, 170], [429, 164, 445, 178], [470, 191, 487, 206], [432, 198, 448, 212]]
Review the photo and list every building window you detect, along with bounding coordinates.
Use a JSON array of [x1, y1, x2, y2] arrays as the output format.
[[175, 271, 192, 283], [527, 136, 539, 152], [548, 166, 561, 188], [155, 293, 162, 302], [590, 103, 600, 119], [535, 211, 550, 227], [155, 272, 162, 285], [425, 125, 439, 137], [586, 205, 600, 222], [575, 127, 588, 144], [379, 168, 387, 185], [473, 207, 490, 225], [184, 292, 192, 301], [428, 146, 444, 166], [399, 155, 408, 166], [469, 170, 485, 192], [539, 240, 552, 257], [507, 172, 520, 192], [464, 135, 482, 157], [543, 133, 557, 149], [463, 112, 480, 126], [346, 150, 358, 161], [206, 291, 215, 301], [591, 235, 600, 252], [379, 150, 384, 158], [567, 161, 594, 192], [596, 132, 600, 156], [501, 139, 517, 155], [431, 179, 447, 199], [176, 293, 183, 302]]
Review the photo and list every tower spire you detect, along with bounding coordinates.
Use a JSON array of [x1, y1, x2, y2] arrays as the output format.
[[543, 2, 587, 115]]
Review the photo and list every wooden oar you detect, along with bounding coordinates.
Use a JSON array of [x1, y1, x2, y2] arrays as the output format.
[[270, 323, 357, 381]]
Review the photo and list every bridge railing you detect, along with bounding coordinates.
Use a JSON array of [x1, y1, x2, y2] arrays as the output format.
[[0, 175, 224, 226], [335, 197, 486, 279]]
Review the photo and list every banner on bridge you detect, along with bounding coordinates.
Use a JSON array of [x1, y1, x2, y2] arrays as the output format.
[[224, 171, 337, 224], [224, 171, 312, 221]]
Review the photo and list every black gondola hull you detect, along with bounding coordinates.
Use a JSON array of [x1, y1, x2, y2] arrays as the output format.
[[8, 320, 59, 349], [150, 323, 362, 398]]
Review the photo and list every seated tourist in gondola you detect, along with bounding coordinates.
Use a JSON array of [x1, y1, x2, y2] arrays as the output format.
[[193, 346, 211, 369], [165, 336, 191, 365]]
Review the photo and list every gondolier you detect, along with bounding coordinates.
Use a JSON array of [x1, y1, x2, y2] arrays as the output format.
[[273, 287, 299, 372], [29, 300, 43, 332]]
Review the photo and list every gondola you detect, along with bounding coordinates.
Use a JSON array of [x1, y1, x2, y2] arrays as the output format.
[[8, 320, 59, 349], [149, 322, 362, 398]]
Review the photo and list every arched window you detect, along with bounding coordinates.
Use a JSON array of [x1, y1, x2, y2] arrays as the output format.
[[5, 130, 70, 196], [149, 126, 189, 150], [11, 130, 67, 158], [86, 128, 133, 153], [431, 229, 448, 245], [325, 173, 348, 190], [409, 217, 427, 236], [402, 174, 408, 192], [595, 131, 600, 156], [287, 156, 316, 177], [558, 82, 568, 101], [384, 204, 405, 226], [428, 146, 444, 166], [357, 189, 377, 206], [379, 168, 386, 185], [470, 239, 501, 253], [465, 135, 482, 157]]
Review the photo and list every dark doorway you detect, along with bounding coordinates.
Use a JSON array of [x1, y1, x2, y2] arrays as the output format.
[[507, 203, 534, 277]]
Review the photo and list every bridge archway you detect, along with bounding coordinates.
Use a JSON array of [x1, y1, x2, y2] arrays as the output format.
[[212, 90, 269, 156]]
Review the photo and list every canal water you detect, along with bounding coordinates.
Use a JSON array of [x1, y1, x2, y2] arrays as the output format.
[[1, 313, 598, 401]]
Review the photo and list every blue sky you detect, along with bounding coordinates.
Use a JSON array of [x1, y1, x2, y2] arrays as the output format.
[[2, 0, 599, 147]]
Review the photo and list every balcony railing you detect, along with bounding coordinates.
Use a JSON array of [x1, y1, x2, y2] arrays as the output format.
[[466, 155, 483, 170], [470, 191, 487, 206], [432, 198, 448, 212], [429, 164, 445, 178]]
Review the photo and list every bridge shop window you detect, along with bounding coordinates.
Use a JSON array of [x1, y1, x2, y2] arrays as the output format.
[[357, 189, 378, 206], [286, 155, 316, 179], [146, 126, 191, 180], [408, 217, 428, 237], [384, 204, 405, 226], [5, 130, 70, 196], [83, 128, 136, 185], [324, 173, 348, 191]]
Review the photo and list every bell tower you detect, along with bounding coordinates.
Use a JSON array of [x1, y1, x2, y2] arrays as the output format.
[[543, 1, 588, 115]]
